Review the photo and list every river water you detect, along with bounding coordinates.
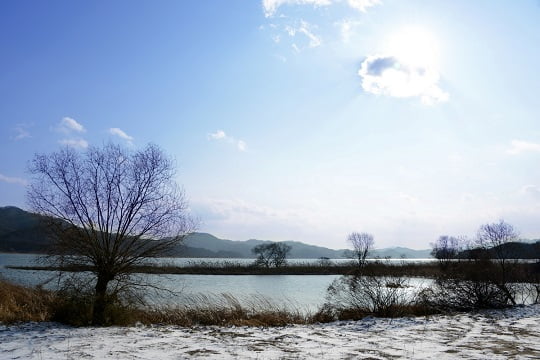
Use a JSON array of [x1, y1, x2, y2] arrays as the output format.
[[0, 253, 434, 312]]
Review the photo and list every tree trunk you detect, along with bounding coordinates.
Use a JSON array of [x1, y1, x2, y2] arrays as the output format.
[[92, 274, 110, 325]]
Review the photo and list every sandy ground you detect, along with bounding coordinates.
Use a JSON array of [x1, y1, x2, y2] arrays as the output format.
[[1, 305, 539, 359]]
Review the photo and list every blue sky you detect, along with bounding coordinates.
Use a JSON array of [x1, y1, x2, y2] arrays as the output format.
[[1, 0, 540, 249]]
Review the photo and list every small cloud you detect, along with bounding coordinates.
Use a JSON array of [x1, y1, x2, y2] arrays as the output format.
[[59, 117, 85, 133], [521, 185, 540, 200], [336, 19, 362, 43], [237, 140, 247, 152], [108, 127, 134, 143], [59, 138, 89, 149], [263, 0, 332, 17], [12, 124, 32, 140], [358, 55, 449, 105], [347, 0, 381, 13], [209, 130, 227, 140], [262, 0, 380, 17], [507, 140, 540, 155], [0, 173, 28, 186], [207, 130, 247, 152], [285, 20, 321, 50]]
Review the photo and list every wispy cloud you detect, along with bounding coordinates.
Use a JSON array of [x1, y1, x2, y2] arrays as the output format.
[[347, 0, 381, 13], [59, 138, 89, 149], [0, 173, 28, 186], [358, 55, 449, 105], [262, 0, 380, 17], [263, 0, 331, 17], [56, 117, 88, 148], [208, 130, 247, 152], [108, 127, 134, 144], [336, 19, 362, 43], [12, 124, 32, 140], [58, 117, 85, 133], [507, 140, 540, 155], [285, 20, 321, 50]]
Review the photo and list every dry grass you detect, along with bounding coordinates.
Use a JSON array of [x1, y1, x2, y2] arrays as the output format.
[[0, 279, 56, 323], [136, 293, 310, 327]]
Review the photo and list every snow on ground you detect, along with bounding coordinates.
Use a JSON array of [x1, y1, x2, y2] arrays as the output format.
[[1, 305, 539, 359]]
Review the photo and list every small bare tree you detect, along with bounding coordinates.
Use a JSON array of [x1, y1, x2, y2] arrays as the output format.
[[252, 242, 292, 268], [477, 220, 518, 270], [431, 235, 462, 270], [347, 232, 374, 268], [476, 220, 519, 305], [27, 143, 192, 325]]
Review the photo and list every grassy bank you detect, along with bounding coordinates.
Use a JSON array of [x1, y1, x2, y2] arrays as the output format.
[[0, 280, 56, 323]]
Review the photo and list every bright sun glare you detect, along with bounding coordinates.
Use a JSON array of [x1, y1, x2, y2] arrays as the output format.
[[386, 27, 440, 69]]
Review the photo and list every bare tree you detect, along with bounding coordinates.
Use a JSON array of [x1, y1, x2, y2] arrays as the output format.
[[27, 143, 192, 325], [430, 235, 462, 270], [476, 219, 519, 305], [347, 232, 374, 268], [477, 220, 519, 267], [252, 242, 292, 268]]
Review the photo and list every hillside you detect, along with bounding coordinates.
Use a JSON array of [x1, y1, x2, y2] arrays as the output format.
[[0, 206, 433, 258], [0, 206, 52, 253]]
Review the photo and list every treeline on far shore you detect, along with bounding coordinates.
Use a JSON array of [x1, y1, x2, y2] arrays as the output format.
[[7, 259, 539, 280]]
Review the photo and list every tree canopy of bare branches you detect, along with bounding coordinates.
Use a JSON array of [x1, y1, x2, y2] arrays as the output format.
[[431, 235, 463, 269], [252, 242, 292, 268], [27, 143, 192, 324], [347, 232, 374, 268]]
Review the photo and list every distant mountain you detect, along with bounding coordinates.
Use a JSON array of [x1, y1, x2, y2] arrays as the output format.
[[0, 206, 433, 258], [177, 233, 346, 258], [458, 241, 540, 260], [0, 206, 52, 253]]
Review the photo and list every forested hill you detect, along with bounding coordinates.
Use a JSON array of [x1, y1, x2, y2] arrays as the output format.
[[0, 206, 433, 258], [0, 206, 52, 253], [178, 233, 433, 259]]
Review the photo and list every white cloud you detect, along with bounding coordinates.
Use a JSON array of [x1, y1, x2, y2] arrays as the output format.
[[237, 140, 247, 152], [358, 55, 449, 105], [284, 20, 322, 51], [263, 0, 332, 17], [59, 138, 89, 149], [336, 19, 361, 43], [108, 127, 134, 143], [507, 140, 540, 155], [262, 0, 380, 17], [209, 130, 227, 140], [347, 0, 381, 12], [208, 130, 247, 152], [59, 117, 85, 133], [0, 173, 28, 186]]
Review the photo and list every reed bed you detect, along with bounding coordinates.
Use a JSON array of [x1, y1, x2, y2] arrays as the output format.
[[0, 279, 56, 323]]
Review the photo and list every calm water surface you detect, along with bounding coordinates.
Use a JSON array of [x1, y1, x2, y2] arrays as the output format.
[[0, 253, 433, 311]]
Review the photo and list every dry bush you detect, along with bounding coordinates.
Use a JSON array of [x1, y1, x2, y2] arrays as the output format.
[[0, 279, 56, 323], [321, 274, 421, 320]]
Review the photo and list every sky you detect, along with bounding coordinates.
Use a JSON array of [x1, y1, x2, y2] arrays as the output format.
[[1, 0, 540, 250]]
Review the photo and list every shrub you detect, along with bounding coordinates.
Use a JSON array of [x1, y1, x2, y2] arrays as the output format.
[[322, 274, 417, 319]]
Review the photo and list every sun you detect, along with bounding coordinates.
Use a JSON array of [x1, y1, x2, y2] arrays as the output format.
[[386, 26, 440, 69]]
